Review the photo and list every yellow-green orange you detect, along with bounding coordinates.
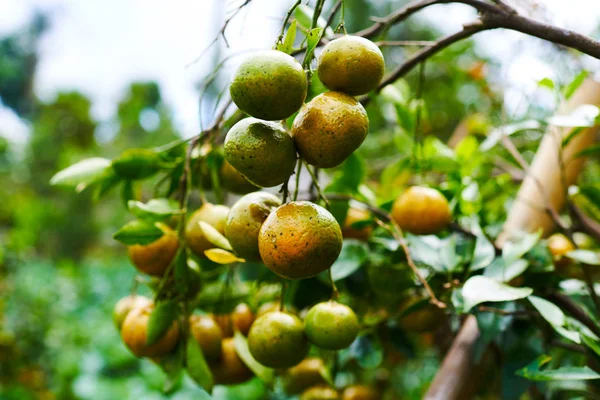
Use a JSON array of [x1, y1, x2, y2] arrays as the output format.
[[391, 186, 451, 235], [128, 224, 179, 276], [121, 304, 179, 358], [292, 92, 368, 168], [282, 357, 327, 395], [225, 192, 281, 261], [258, 201, 343, 279], [318, 36, 385, 96], [301, 386, 340, 400], [189, 315, 223, 361], [341, 385, 380, 400], [342, 207, 372, 241], [185, 203, 230, 257], [304, 301, 359, 350], [210, 337, 253, 385], [221, 159, 259, 194], [248, 311, 309, 369], [113, 295, 151, 329], [230, 50, 307, 120], [224, 118, 297, 187]]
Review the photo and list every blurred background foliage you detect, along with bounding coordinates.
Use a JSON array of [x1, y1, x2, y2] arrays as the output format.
[[0, 1, 599, 399]]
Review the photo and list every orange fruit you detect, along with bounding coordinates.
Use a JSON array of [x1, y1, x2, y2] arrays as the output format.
[[221, 160, 259, 194], [304, 301, 359, 350], [189, 315, 223, 361], [258, 201, 343, 279], [128, 223, 179, 276], [113, 295, 152, 329], [224, 118, 297, 187], [231, 303, 255, 336], [282, 357, 327, 395], [121, 304, 179, 358], [248, 311, 309, 368], [318, 36, 384, 96], [341, 385, 380, 400], [185, 203, 230, 257], [292, 92, 368, 168], [225, 192, 281, 261], [301, 385, 340, 400], [210, 337, 253, 385], [391, 186, 451, 235], [342, 207, 372, 241], [230, 50, 307, 120]]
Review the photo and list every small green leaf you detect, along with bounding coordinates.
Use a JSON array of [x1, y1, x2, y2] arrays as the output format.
[[121, 180, 135, 207], [50, 157, 113, 192], [233, 331, 274, 384], [529, 296, 565, 327], [563, 71, 589, 100], [329, 239, 368, 281], [277, 20, 297, 54], [112, 148, 161, 180], [470, 233, 496, 271], [187, 334, 214, 393], [113, 220, 164, 245], [199, 221, 233, 251], [294, 4, 334, 36], [302, 27, 324, 66], [204, 248, 245, 264], [128, 198, 184, 221], [349, 334, 383, 369], [566, 250, 600, 265], [581, 334, 600, 357], [147, 300, 178, 346], [502, 230, 542, 264], [538, 77, 555, 90], [462, 276, 532, 312], [484, 258, 529, 283], [517, 355, 600, 381], [407, 235, 443, 272]]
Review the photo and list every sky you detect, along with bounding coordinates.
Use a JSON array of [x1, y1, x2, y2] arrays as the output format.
[[1, 0, 600, 144]]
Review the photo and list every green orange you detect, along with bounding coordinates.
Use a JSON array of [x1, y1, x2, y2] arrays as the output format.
[[230, 50, 307, 120], [224, 118, 297, 187], [258, 201, 343, 279], [318, 36, 385, 96], [292, 92, 368, 168], [225, 192, 281, 261], [304, 301, 359, 350]]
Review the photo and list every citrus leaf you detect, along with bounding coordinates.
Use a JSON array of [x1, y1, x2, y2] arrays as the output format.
[[277, 20, 297, 54], [348, 334, 383, 369], [147, 300, 178, 346], [566, 250, 600, 265], [484, 258, 529, 283], [529, 296, 565, 327], [302, 27, 324, 66], [329, 239, 368, 281], [563, 71, 589, 100], [113, 220, 164, 245], [502, 230, 542, 264], [233, 331, 274, 384], [294, 4, 334, 37], [204, 248, 245, 264], [50, 157, 113, 192], [199, 221, 232, 251], [186, 334, 214, 393], [462, 275, 532, 312], [128, 198, 184, 221], [470, 233, 496, 271], [517, 355, 600, 381], [581, 334, 600, 357]]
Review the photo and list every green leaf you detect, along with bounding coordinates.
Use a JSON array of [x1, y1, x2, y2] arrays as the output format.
[[302, 27, 324, 66], [174, 248, 189, 291], [113, 220, 164, 245], [538, 77, 555, 90], [502, 230, 542, 264], [470, 233, 496, 271], [581, 334, 600, 357], [349, 334, 383, 369], [517, 355, 600, 381], [294, 5, 334, 36], [157, 343, 184, 393], [187, 334, 214, 393], [112, 148, 161, 180], [147, 300, 178, 346], [484, 258, 529, 283], [408, 235, 443, 272], [566, 250, 600, 265], [277, 20, 297, 54], [121, 180, 135, 207], [50, 157, 113, 192], [462, 276, 533, 312], [575, 143, 600, 159], [548, 104, 600, 128], [529, 296, 565, 327], [199, 221, 232, 251], [233, 331, 274, 384], [329, 239, 368, 281], [563, 71, 589, 100], [128, 198, 184, 221]]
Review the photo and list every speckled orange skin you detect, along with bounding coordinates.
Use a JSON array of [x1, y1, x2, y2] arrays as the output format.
[[391, 186, 451, 235], [300, 385, 340, 400], [304, 301, 359, 350], [247, 311, 309, 369], [225, 118, 297, 187], [221, 160, 259, 194], [185, 203, 230, 257], [189, 315, 223, 361], [282, 357, 327, 395], [318, 36, 385, 96], [225, 192, 281, 261], [113, 295, 152, 329], [341, 385, 380, 400], [121, 305, 180, 358], [342, 207, 372, 241], [230, 50, 307, 121], [258, 201, 343, 280], [128, 224, 179, 276], [292, 92, 368, 168], [210, 337, 253, 385]]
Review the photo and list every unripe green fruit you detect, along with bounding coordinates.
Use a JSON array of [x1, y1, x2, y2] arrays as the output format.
[[304, 301, 359, 350], [248, 311, 309, 369]]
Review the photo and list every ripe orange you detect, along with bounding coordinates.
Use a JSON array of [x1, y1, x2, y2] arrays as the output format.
[[210, 337, 253, 385], [113, 295, 152, 329], [342, 207, 372, 241], [282, 357, 327, 395], [391, 186, 451, 235], [189, 315, 223, 361], [121, 304, 179, 358], [128, 223, 179, 276]]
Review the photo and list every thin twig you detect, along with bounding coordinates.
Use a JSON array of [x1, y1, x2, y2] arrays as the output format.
[[583, 266, 600, 314], [275, 0, 301, 47], [304, 162, 330, 209], [547, 292, 600, 338], [293, 157, 302, 201], [325, 0, 343, 30]]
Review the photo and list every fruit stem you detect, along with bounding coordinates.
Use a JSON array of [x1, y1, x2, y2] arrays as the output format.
[[329, 268, 340, 300], [304, 161, 330, 209], [293, 158, 302, 201], [280, 281, 287, 311]]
